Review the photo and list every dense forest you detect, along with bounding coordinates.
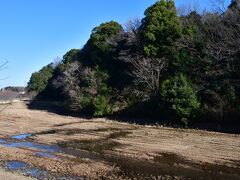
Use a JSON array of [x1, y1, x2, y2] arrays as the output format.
[[27, 0, 240, 127]]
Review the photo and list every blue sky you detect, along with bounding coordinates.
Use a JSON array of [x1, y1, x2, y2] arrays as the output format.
[[0, 0, 231, 88]]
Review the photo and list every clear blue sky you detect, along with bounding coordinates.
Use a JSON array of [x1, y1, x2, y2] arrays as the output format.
[[0, 0, 230, 88]]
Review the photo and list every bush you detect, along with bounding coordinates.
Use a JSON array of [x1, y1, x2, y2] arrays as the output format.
[[160, 74, 200, 126], [93, 95, 112, 116], [60, 65, 113, 116], [89, 67, 112, 116], [65, 95, 93, 113]]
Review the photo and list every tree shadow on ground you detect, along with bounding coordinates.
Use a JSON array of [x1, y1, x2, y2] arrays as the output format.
[[26, 100, 93, 120], [27, 100, 240, 134]]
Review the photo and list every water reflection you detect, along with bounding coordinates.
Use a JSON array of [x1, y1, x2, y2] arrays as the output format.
[[6, 161, 77, 180], [11, 133, 32, 140]]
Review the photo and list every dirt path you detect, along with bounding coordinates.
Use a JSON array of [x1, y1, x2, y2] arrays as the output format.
[[0, 102, 239, 179]]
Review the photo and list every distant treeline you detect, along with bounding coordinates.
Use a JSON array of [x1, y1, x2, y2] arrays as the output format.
[[3, 86, 25, 92], [27, 0, 240, 127]]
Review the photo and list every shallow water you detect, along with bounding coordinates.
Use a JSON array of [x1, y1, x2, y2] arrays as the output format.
[[0, 133, 239, 180], [11, 133, 32, 140], [0, 134, 74, 179], [35, 152, 57, 158], [5, 141, 60, 153], [0, 133, 61, 153], [6, 161, 48, 178], [0, 139, 6, 143], [6, 160, 77, 180], [7, 161, 28, 171]]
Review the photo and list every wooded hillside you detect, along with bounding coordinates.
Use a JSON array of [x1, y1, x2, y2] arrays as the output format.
[[27, 0, 240, 127]]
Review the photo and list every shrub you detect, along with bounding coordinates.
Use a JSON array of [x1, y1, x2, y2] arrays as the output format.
[[65, 95, 93, 114], [160, 74, 200, 126], [93, 95, 112, 116], [53, 62, 113, 116]]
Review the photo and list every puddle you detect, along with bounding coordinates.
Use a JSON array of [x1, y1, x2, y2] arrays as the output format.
[[11, 133, 32, 140], [7, 161, 28, 171], [0, 133, 61, 154], [22, 167, 48, 179], [0, 139, 6, 143], [6, 161, 78, 180], [5, 141, 61, 153], [0, 134, 69, 179], [6, 161, 48, 178]]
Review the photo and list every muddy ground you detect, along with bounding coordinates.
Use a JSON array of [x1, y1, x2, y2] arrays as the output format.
[[0, 101, 239, 179]]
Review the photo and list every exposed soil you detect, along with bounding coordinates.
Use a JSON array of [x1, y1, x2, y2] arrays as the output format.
[[0, 168, 32, 180], [0, 102, 239, 179]]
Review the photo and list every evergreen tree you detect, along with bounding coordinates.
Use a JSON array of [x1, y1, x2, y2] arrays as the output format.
[[161, 74, 200, 126], [141, 0, 181, 57], [27, 64, 54, 93], [82, 21, 123, 67]]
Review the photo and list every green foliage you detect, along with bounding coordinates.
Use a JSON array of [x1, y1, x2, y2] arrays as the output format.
[[62, 49, 80, 64], [170, 48, 199, 77], [141, 0, 181, 57], [27, 64, 53, 93], [67, 95, 93, 113], [83, 21, 123, 67], [63, 65, 112, 116], [91, 67, 112, 116], [90, 21, 123, 52], [54, 49, 81, 75], [224, 86, 236, 105], [161, 74, 200, 125], [93, 95, 112, 116]]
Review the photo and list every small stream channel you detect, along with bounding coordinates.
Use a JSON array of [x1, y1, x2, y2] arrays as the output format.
[[0, 133, 239, 179], [0, 133, 79, 179]]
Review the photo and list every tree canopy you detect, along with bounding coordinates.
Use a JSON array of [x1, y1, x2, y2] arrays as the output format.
[[27, 64, 53, 93], [141, 0, 181, 57]]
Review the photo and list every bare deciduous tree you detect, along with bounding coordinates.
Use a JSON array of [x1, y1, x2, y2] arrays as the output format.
[[0, 61, 8, 71], [51, 57, 62, 69], [204, 12, 240, 62], [112, 20, 167, 98], [210, 0, 228, 13], [177, 0, 202, 16], [125, 56, 167, 98]]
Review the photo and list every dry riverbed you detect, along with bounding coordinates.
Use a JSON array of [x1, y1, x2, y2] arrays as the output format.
[[0, 102, 239, 179]]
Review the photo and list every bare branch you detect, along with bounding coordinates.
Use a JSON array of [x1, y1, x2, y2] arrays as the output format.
[[122, 55, 167, 98], [210, 0, 228, 13], [0, 61, 8, 71]]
